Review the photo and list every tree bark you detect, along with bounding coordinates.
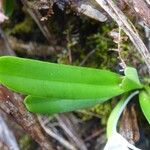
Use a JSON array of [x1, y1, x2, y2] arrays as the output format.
[[0, 86, 54, 150]]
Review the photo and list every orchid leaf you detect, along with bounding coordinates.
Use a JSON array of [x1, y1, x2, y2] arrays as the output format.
[[3, 0, 14, 17], [0, 56, 143, 114], [0, 56, 125, 99], [122, 67, 142, 91], [24, 96, 110, 114], [139, 90, 150, 124]]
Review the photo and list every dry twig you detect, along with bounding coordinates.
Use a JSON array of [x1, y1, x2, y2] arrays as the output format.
[[124, 0, 150, 27], [38, 115, 77, 150], [21, 0, 57, 45], [56, 114, 87, 150], [95, 0, 150, 74], [8, 36, 62, 57]]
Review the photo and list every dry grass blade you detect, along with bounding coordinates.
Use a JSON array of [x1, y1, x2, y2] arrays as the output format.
[[38, 115, 77, 150], [56, 114, 87, 150]]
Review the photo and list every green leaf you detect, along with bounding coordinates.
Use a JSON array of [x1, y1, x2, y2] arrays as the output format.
[[122, 67, 142, 91], [139, 90, 150, 124], [2, 0, 14, 17], [0, 56, 143, 114], [24, 96, 110, 114], [0, 56, 125, 99]]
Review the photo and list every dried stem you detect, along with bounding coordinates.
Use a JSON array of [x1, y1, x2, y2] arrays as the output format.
[[20, 0, 57, 45], [38, 115, 77, 150], [124, 0, 150, 27], [118, 27, 126, 69], [55, 114, 87, 150], [95, 0, 150, 74]]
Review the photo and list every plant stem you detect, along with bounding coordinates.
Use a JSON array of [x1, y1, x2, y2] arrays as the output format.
[[107, 91, 139, 138]]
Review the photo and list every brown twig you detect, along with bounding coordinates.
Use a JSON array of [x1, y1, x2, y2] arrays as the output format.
[[38, 115, 77, 150], [117, 27, 126, 69], [80, 49, 95, 66], [0, 28, 16, 56], [124, 0, 150, 27], [84, 129, 105, 142], [55, 114, 87, 150], [8, 36, 62, 57], [20, 0, 57, 45]]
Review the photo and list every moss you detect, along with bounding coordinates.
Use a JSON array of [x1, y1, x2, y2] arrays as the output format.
[[78, 102, 112, 125], [19, 134, 37, 150], [12, 16, 34, 34], [92, 102, 112, 125]]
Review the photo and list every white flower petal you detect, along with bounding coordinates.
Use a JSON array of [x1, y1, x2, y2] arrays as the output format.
[[0, 12, 8, 23], [104, 132, 141, 150]]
